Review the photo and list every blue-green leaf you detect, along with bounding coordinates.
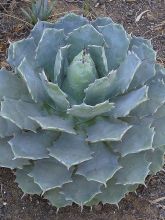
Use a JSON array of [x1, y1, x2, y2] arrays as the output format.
[[110, 86, 148, 118], [30, 115, 76, 134], [7, 38, 36, 68], [67, 101, 114, 119], [9, 131, 56, 160], [0, 117, 20, 138], [115, 152, 150, 185], [49, 133, 92, 169], [77, 143, 121, 184], [62, 175, 102, 205], [16, 165, 42, 194], [0, 139, 30, 169], [86, 117, 131, 143], [67, 24, 105, 62], [112, 124, 154, 156], [36, 28, 65, 81], [1, 98, 42, 131], [29, 158, 72, 192], [99, 24, 130, 71], [44, 188, 72, 208]]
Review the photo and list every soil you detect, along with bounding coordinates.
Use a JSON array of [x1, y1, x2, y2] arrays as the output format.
[[0, 0, 165, 219]]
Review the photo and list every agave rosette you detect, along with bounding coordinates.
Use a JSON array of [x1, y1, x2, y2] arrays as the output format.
[[0, 13, 165, 208]]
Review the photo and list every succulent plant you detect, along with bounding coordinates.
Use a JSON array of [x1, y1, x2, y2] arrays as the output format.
[[21, 0, 56, 25], [0, 13, 165, 209]]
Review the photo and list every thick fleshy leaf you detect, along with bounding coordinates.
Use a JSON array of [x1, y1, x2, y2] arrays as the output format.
[[67, 24, 105, 62], [110, 86, 148, 118], [98, 24, 130, 71], [0, 117, 20, 138], [67, 101, 114, 119], [0, 68, 30, 101], [30, 20, 56, 44], [30, 115, 76, 134], [36, 28, 65, 81], [84, 52, 141, 105], [9, 131, 56, 160], [115, 152, 150, 185], [1, 98, 42, 131], [112, 124, 154, 156], [145, 147, 165, 174], [40, 72, 69, 111], [7, 38, 36, 67], [49, 133, 92, 169], [129, 44, 156, 89], [88, 45, 108, 77], [152, 117, 165, 148], [86, 117, 131, 143], [0, 139, 30, 169], [92, 17, 113, 28], [54, 13, 88, 34], [77, 143, 121, 184], [18, 58, 48, 103], [130, 36, 152, 49], [131, 79, 165, 117], [54, 45, 69, 86], [62, 175, 102, 205], [29, 158, 72, 192], [44, 188, 72, 208], [16, 165, 42, 194], [96, 178, 129, 205]]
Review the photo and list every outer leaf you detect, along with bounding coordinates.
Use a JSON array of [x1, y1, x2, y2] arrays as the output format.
[[129, 44, 156, 89], [0, 117, 20, 138], [36, 28, 65, 81], [88, 45, 108, 77], [1, 98, 42, 131], [16, 165, 42, 194], [7, 38, 36, 67], [152, 117, 165, 148], [54, 13, 88, 34], [67, 101, 114, 119], [98, 24, 130, 71], [145, 147, 165, 174], [95, 178, 130, 205], [9, 131, 56, 160], [49, 133, 92, 169], [18, 58, 48, 103], [30, 115, 76, 134], [29, 158, 72, 192], [131, 79, 165, 117], [92, 17, 113, 28], [44, 188, 72, 208], [62, 175, 102, 205], [77, 143, 121, 184], [115, 152, 150, 185], [84, 52, 140, 105], [30, 20, 56, 44], [0, 139, 30, 169], [86, 117, 131, 143], [0, 68, 30, 101], [67, 24, 105, 62], [110, 86, 148, 118], [112, 124, 154, 156]]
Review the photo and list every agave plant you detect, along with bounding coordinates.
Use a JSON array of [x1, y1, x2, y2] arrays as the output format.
[[0, 13, 165, 209], [21, 0, 56, 25]]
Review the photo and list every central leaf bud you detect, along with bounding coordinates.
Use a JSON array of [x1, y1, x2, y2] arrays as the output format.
[[62, 50, 98, 104]]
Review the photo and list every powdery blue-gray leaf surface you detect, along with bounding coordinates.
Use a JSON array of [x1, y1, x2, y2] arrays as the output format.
[[16, 165, 42, 195], [77, 143, 121, 184], [62, 175, 102, 205], [0, 13, 164, 208], [49, 133, 92, 169], [29, 158, 72, 192]]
